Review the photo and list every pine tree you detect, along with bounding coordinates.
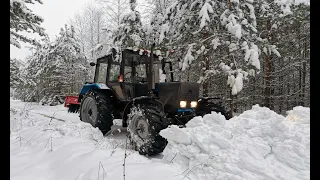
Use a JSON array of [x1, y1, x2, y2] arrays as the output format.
[[24, 25, 91, 104], [10, 58, 22, 88], [160, 0, 260, 96], [10, 0, 46, 48], [155, 0, 309, 116], [113, 0, 146, 50]]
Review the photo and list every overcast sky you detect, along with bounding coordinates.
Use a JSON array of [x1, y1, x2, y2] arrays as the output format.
[[10, 0, 93, 61]]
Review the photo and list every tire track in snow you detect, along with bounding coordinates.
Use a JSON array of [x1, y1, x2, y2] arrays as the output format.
[[28, 111, 66, 122]]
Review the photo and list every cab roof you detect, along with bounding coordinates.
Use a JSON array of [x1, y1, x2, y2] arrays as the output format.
[[97, 48, 160, 66]]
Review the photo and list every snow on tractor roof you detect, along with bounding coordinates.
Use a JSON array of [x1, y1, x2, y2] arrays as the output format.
[[97, 47, 161, 66]]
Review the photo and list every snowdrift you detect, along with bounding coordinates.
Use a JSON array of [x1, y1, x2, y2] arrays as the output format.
[[10, 101, 184, 180], [160, 105, 310, 180]]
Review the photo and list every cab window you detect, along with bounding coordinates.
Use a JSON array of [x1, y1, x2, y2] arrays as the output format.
[[109, 64, 120, 81], [96, 63, 108, 83]]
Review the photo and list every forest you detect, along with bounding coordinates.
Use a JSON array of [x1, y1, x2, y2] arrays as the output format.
[[10, 0, 310, 117]]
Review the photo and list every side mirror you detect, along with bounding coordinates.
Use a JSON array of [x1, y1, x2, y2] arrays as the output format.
[[89, 62, 96, 66]]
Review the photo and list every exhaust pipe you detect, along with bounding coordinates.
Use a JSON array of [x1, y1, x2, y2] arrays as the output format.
[[148, 43, 156, 92]]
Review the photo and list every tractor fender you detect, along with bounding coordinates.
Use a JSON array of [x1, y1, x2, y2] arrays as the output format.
[[122, 96, 164, 127], [79, 83, 110, 95], [78, 83, 112, 102]]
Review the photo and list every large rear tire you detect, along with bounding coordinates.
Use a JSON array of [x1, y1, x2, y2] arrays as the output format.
[[127, 105, 168, 156], [80, 90, 114, 135]]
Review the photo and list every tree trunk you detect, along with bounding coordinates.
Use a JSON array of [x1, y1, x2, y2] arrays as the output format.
[[264, 54, 271, 108], [302, 25, 308, 106], [278, 57, 283, 114], [202, 58, 210, 97], [229, 90, 234, 118], [264, 20, 272, 108], [97, 15, 100, 44], [298, 26, 304, 106], [252, 76, 256, 106]]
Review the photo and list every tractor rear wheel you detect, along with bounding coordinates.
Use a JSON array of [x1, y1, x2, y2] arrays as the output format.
[[80, 90, 114, 135], [127, 105, 168, 156]]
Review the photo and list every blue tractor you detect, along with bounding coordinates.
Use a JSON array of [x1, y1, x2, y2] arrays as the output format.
[[74, 45, 230, 156]]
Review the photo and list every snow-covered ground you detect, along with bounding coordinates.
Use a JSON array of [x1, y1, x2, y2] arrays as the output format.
[[160, 105, 310, 180], [10, 100, 310, 180], [10, 100, 184, 180]]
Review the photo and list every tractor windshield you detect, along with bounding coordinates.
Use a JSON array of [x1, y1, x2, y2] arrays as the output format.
[[136, 64, 146, 77], [94, 49, 174, 84], [109, 64, 120, 81]]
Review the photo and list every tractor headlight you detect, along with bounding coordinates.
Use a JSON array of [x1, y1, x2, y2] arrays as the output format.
[[180, 101, 187, 108], [190, 101, 198, 108]]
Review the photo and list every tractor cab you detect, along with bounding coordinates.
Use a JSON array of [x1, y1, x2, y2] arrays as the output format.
[[91, 48, 172, 101]]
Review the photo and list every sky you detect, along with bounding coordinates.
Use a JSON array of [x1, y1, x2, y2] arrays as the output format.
[[10, 0, 148, 61], [10, 0, 93, 61]]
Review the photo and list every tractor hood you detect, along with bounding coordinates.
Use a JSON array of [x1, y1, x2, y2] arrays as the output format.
[[155, 82, 200, 112]]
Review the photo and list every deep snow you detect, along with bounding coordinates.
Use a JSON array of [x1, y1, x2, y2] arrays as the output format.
[[160, 105, 310, 180], [10, 100, 310, 180], [10, 100, 184, 180]]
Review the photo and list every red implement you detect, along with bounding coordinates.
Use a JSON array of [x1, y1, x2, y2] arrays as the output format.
[[64, 95, 80, 107]]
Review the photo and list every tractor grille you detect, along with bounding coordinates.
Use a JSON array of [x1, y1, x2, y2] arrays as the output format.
[[156, 82, 199, 111]]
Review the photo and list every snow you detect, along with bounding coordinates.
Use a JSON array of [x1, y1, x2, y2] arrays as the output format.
[[130, 34, 142, 46], [248, 69, 255, 76], [199, 2, 214, 29], [274, 0, 310, 16], [219, 62, 231, 74], [275, 0, 310, 6], [155, 50, 162, 56], [160, 105, 310, 180], [271, 45, 281, 57], [232, 72, 244, 95], [10, 100, 310, 180], [272, 23, 278, 29], [241, 19, 248, 25], [245, 3, 257, 27], [139, 49, 144, 55], [10, 100, 184, 180], [10, 34, 21, 49], [243, 42, 260, 70], [160, 125, 192, 145], [159, 23, 170, 43], [159, 69, 166, 82], [211, 38, 221, 50], [181, 44, 196, 71], [96, 83, 110, 89], [226, 71, 244, 95], [225, 14, 242, 39], [228, 42, 238, 52]]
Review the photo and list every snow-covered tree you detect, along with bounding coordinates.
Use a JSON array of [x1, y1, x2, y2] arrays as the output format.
[[70, 3, 110, 60], [113, 0, 146, 50], [153, 0, 310, 116], [10, 58, 21, 88], [96, 0, 130, 28], [159, 0, 260, 98], [24, 25, 91, 104], [10, 0, 46, 48], [10, 58, 26, 89]]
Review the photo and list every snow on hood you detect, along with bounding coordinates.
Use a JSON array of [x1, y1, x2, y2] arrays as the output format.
[[160, 105, 310, 180]]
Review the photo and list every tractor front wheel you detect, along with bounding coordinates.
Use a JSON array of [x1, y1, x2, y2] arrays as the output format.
[[127, 105, 168, 156], [80, 90, 114, 135], [196, 101, 231, 120]]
